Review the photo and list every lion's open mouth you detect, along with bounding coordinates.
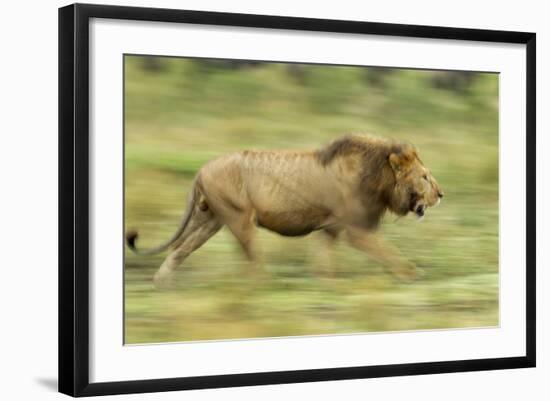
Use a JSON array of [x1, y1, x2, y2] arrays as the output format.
[[415, 205, 426, 217]]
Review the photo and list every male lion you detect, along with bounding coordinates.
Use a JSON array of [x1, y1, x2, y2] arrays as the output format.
[[126, 134, 443, 287]]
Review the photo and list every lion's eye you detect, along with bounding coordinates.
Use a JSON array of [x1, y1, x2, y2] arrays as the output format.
[[423, 175, 428, 181]]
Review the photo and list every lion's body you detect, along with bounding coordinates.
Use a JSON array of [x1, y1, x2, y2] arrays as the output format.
[[126, 134, 443, 286], [199, 150, 339, 237]]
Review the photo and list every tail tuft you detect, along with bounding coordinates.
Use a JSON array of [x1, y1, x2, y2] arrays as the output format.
[[126, 230, 139, 250]]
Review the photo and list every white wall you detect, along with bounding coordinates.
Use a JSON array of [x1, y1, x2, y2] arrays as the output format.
[[0, 0, 546, 399]]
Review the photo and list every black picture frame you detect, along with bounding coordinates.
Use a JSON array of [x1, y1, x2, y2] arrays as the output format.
[[59, 3, 536, 397]]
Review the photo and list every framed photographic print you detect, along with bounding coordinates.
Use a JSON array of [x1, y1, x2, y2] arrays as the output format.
[[58, 3, 536, 397]]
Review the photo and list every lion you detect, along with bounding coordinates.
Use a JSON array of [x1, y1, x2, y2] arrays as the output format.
[[126, 134, 444, 287]]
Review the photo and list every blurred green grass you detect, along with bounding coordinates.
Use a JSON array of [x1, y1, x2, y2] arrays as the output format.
[[124, 56, 499, 344]]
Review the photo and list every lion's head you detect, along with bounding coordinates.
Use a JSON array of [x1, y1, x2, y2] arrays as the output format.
[[317, 134, 443, 223], [388, 147, 444, 218]]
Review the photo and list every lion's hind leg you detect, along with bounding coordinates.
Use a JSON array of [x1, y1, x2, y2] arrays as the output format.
[[221, 209, 266, 278], [153, 209, 222, 288]]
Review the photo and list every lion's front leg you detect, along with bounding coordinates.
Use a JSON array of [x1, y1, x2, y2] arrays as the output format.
[[310, 228, 341, 278], [345, 227, 421, 281]]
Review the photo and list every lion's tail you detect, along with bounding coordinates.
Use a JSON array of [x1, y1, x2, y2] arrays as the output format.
[[126, 180, 200, 256]]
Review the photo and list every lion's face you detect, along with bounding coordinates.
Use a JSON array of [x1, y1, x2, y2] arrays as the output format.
[[389, 149, 444, 218]]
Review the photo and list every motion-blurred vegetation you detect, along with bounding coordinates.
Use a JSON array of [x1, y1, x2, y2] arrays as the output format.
[[124, 55, 499, 344]]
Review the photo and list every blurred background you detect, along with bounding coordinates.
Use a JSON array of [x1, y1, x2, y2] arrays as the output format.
[[124, 55, 499, 344]]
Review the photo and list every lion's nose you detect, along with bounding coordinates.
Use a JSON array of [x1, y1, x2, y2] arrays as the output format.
[[438, 191, 444, 198]]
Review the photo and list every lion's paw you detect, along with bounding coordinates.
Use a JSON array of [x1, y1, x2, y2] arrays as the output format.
[[392, 263, 425, 282], [152, 271, 176, 290]]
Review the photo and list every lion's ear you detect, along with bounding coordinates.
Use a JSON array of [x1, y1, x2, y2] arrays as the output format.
[[389, 153, 404, 173], [389, 149, 415, 173]]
